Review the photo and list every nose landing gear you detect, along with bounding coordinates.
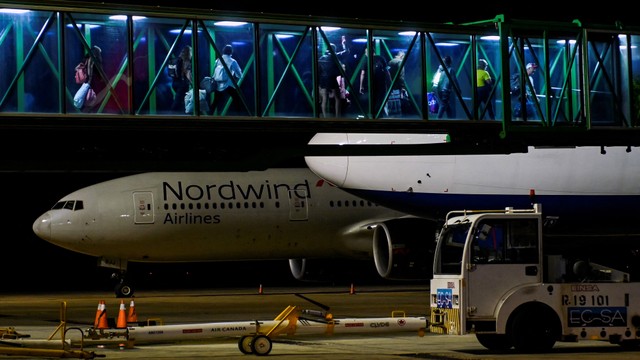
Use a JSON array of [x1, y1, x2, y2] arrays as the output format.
[[112, 272, 135, 298]]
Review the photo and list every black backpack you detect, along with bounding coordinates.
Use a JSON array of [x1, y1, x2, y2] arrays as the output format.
[[373, 55, 391, 87], [318, 54, 340, 80], [510, 74, 521, 97], [167, 57, 181, 80]]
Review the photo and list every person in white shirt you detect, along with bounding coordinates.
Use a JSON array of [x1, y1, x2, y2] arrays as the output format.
[[210, 44, 244, 115]]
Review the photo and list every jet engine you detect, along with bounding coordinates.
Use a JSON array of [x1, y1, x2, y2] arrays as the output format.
[[289, 218, 437, 283], [372, 218, 437, 280], [288, 258, 335, 282], [288, 258, 379, 283]]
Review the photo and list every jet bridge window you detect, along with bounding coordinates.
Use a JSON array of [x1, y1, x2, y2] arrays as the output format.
[[471, 219, 539, 264]]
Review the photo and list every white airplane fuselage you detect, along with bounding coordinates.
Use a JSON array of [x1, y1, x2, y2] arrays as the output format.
[[32, 169, 408, 263], [305, 133, 640, 230]]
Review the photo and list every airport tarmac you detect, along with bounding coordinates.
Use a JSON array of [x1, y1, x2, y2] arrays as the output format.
[[0, 285, 637, 359]]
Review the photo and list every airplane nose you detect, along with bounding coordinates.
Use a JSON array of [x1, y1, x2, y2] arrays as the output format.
[[304, 155, 349, 187], [32, 213, 52, 241], [305, 133, 349, 187]]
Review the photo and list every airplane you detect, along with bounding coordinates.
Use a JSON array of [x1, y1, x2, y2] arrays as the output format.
[[32, 168, 434, 297], [304, 133, 640, 258]]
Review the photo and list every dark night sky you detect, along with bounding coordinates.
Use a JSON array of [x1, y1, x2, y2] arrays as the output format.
[[72, 0, 635, 26], [180, 2, 630, 26]]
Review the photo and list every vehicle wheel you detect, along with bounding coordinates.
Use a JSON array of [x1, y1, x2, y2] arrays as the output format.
[[251, 334, 272, 356], [238, 335, 254, 354], [510, 307, 558, 353], [115, 281, 134, 298], [476, 333, 513, 351]]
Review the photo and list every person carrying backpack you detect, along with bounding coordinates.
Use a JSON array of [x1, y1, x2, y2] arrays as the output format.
[[359, 47, 391, 118], [318, 38, 348, 118], [476, 58, 495, 120], [432, 55, 458, 119], [170, 45, 192, 113], [512, 62, 537, 120], [210, 44, 244, 115]]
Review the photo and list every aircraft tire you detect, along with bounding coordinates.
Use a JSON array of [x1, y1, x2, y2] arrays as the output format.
[[115, 282, 135, 298], [238, 335, 254, 354], [251, 334, 272, 356]]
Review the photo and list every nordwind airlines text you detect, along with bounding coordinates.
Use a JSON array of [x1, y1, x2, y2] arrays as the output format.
[[160, 179, 311, 225]]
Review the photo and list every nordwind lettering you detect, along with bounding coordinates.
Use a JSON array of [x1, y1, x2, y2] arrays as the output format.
[[162, 179, 311, 201]]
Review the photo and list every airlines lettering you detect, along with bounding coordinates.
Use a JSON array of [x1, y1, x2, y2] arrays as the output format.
[[567, 307, 627, 327], [162, 180, 311, 201], [163, 213, 221, 225]]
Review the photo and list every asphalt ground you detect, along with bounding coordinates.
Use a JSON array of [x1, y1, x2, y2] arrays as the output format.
[[0, 285, 637, 359]]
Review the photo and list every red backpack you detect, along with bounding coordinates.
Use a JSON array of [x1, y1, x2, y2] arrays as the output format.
[[75, 60, 88, 84]]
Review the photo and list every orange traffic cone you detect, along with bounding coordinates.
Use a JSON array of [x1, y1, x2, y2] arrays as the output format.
[[349, 283, 356, 295], [95, 300, 109, 329], [93, 300, 103, 328], [116, 300, 127, 328], [127, 299, 138, 324], [258, 284, 263, 295]]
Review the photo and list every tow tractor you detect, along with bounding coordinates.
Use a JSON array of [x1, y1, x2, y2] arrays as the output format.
[[429, 204, 640, 352]]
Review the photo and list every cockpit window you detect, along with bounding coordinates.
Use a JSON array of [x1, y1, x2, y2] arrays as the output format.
[[51, 200, 83, 211], [51, 201, 66, 210]]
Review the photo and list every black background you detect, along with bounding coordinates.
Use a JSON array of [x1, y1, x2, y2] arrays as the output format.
[[84, 0, 636, 26]]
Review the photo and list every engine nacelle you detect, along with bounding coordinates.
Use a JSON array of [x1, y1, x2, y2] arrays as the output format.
[[288, 258, 342, 282], [372, 218, 437, 280], [288, 258, 378, 282]]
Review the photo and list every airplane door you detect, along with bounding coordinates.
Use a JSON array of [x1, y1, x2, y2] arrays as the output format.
[[288, 189, 308, 221], [133, 191, 155, 224]]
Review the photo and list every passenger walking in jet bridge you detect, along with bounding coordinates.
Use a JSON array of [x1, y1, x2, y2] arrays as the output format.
[[432, 55, 458, 119], [513, 62, 537, 120], [210, 44, 244, 116], [171, 45, 193, 113], [77, 45, 104, 113], [318, 36, 349, 118], [359, 47, 391, 118], [525, 62, 537, 99], [476, 59, 495, 120], [387, 50, 407, 117]]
